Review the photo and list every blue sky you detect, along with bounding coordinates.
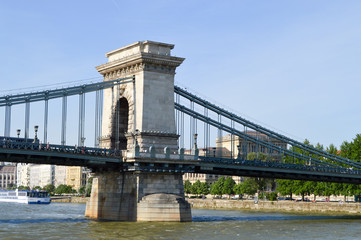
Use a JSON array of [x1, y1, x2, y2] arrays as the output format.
[[1, 0, 361, 148]]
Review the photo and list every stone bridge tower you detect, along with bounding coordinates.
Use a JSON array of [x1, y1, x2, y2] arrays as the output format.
[[96, 41, 184, 153], [85, 41, 191, 222]]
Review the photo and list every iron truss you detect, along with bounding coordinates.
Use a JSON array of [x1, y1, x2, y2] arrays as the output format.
[[0, 77, 134, 107], [174, 86, 361, 170]]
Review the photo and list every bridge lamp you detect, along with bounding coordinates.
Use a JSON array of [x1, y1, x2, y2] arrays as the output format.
[[16, 129, 21, 138], [193, 133, 198, 149], [203, 148, 208, 157], [33, 125, 39, 143], [237, 145, 241, 159], [134, 129, 140, 146]]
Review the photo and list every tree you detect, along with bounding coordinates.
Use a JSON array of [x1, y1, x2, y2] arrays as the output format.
[[191, 180, 202, 196], [200, 182, 210, 196], [240, 178, 258, 196], [184, 180, 192, 196], [246, 152, 270, 161], [233, 183, 242, 196], [210, 177, 225, 197], [276, 179, 295, 200], [55, 184, 73, 195], [223, 177, 235, 197], [43, 184, 55, 194], [78, 186, 86, 195], [33, 186, 42, 191], [85, 177, 93, 197], [293, 180, 312, 201], [7, 184, 17, 190], [18, 185, 30, 191]]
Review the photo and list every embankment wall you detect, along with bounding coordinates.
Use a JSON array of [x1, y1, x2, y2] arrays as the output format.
[[188, 199, 361, 214], [52, 197, 361, 215]]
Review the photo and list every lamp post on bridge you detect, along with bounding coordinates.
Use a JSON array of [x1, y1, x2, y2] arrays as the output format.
[[237, 144, 241, 159], [133, 129, 140, 148], [17, 129, 21, 139], [33, 125, 38, 143]]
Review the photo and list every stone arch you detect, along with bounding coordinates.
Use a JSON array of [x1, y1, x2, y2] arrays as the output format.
[[111, 97, 129, 150]]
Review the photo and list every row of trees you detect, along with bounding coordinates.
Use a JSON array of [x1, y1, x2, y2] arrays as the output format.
[[185, 134, 361, 201], [14, 177, 93, 196], [184, 177, 268, 198], [276, 134, 361, 201]]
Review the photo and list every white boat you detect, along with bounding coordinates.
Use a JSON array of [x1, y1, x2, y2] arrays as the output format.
[[0, 190, 51, 204]]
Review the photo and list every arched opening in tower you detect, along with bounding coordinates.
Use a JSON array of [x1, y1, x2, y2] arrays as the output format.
[[112, 97, 129, 150]]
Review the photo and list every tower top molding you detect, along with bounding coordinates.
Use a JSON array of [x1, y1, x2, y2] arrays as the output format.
[[96, 40, 184, 75]]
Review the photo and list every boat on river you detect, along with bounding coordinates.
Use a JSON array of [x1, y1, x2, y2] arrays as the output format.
[[0, 190, 51, 204]]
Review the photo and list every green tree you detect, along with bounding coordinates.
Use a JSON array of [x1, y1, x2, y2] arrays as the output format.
[[246, 152, 270, 161], [276, 179, 295, 200], [293, 180, 312, 201], [33, 186, 42, 191], [240, 178, 258, 196], [18, 185, 30, 191], [210, 177, 225, 197], [184, 180, 192, 196], [200, 182, 210, 196], [233, 183, 242, 195], [43, 184, 55, 194], [85, 177, 93, 197], [55, 184, 73, 195], [223, 177, 236, 197], [78, 186, 86, 195], [191, 180, 202, 196]]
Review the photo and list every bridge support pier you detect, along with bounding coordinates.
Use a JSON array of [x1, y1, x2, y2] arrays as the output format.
[[85, 171, 191, 222]]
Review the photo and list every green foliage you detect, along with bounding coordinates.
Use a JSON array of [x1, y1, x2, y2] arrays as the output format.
[[266, 192, 278, 201], [276, 179, 295, 199], [246, 152, 270, 161], [239, 178, 258, 196], [85, 177, 93, 197], [18, 185, 30, 191], [78, 186, 86, 195], [7, 184, 17, 190], [233, 183, 242, 195], [223, 177, 236, 196], [200, 182, 210, 195], [43, 184, 55, 194], [210, 177, 225, 196], [184, 180, 192, 195], [33, 186, 42, 190], [191, 180, 202, 196], [55, 184, 74, 195]]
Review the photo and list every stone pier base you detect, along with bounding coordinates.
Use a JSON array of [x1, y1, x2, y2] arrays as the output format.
[[85, 171, 191, 222]]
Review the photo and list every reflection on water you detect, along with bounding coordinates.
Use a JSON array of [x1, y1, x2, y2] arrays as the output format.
[[0, 203, 360, 240]]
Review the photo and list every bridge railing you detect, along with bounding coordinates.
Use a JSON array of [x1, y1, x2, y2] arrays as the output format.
[[0, 137, 122, 157], [198, 156, 361, 175]]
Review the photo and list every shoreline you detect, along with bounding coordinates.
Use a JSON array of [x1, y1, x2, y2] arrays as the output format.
[[51, 197, 361, 215], [188, 198, 361, 215]]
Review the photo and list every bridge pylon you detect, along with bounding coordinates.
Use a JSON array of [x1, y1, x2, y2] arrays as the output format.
[[85, 41, 191, 221]]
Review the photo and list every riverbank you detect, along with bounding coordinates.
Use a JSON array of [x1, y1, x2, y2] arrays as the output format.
[[188, 198, 361, 215], [51, 196, 89, 203], [51, 196, 361, 215]]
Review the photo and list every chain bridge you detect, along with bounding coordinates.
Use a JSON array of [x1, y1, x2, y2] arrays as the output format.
[[1, 41, 360, 222]]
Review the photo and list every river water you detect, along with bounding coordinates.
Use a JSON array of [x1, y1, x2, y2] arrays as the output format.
[[0, 202, 360, 240]]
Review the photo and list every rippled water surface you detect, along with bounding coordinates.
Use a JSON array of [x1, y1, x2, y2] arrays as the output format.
[[0, 202, 360, 239]]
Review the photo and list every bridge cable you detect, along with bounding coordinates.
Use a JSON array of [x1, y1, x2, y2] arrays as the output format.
[[174, 86, 361, 169], [175, 102, 348, 169]]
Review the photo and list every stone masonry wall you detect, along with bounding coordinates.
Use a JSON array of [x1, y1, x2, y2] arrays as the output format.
[[189, 199, 361, 214]]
